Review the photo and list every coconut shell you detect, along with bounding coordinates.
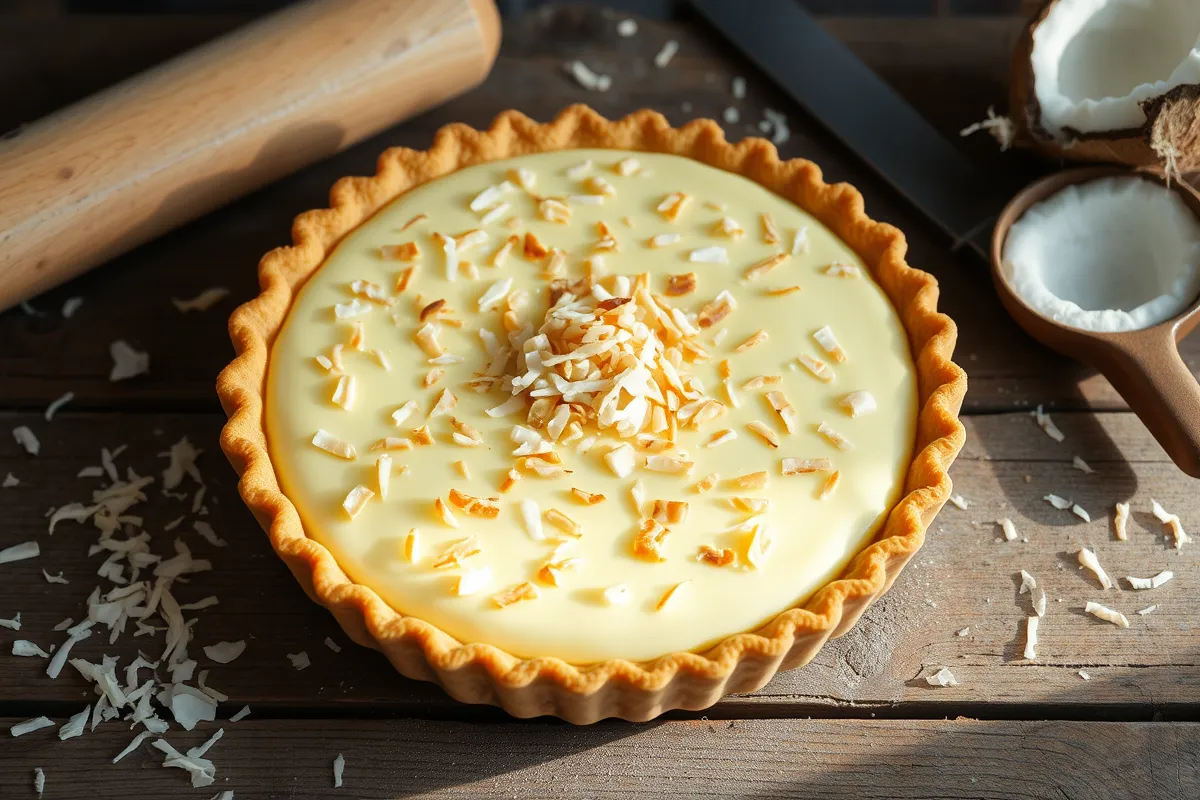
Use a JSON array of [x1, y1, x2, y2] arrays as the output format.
[[1010, 0, 1200, 174]]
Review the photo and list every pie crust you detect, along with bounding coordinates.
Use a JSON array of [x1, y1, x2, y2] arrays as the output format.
[[216, 105, 967, 723]]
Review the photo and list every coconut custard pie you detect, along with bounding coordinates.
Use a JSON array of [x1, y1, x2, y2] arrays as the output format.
[[218, 106, 965, 722]]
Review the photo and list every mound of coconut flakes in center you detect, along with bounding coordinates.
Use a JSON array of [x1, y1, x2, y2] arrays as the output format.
[[478, 272, 728, 449]]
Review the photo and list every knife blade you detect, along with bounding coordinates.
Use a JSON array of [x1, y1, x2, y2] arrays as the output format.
[[690, 0, 1011, 261]]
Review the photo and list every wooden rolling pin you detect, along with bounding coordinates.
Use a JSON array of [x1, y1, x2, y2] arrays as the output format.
[[0, 0, 500, 311]]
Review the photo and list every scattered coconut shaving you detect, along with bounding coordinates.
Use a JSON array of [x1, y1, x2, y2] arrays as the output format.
[[12, 426, 40, 456], [925, 667, 958, 687], [1078, 547, 1113, 589], [44, 391, 75, 421], [958, 106, 1014, 151], [172, 287, 230, 313], [566, 60, 611, 91], [1150, 498, 1191, 550], [999, 518, 1018, 542], [1114, 502, 1130, 541], [948, 494, 969, 511], [653, 40, 679, 68], [1023, 616, 1040, 660], [1126, 570, 1173, 590], [1031, 405, 1065, 442], [1085, 601, 1129, 628], [109, 340, 150, 381]]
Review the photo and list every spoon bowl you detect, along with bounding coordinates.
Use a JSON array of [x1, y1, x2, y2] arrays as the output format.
[[991, 166, 1200, 477]]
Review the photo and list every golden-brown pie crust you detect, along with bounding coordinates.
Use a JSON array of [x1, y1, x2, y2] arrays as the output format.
[[216, 105, 967, 723]]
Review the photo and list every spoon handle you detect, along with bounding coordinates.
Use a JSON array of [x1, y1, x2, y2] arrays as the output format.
[[1102, 327, 1200, 477]]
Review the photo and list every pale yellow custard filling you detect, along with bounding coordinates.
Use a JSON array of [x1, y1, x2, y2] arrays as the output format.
[[266, 149, 917, 663]]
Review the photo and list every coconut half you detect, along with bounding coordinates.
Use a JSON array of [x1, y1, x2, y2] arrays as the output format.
[[1011, 0, 1200, 172]]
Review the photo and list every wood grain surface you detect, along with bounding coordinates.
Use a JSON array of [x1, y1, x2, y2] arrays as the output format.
[[3, 5, 1199, 799]]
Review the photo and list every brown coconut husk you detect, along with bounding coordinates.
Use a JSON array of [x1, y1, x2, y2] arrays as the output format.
[[1009, 0, 1200, 179]]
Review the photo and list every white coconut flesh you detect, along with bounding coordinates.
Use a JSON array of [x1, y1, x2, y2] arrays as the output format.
[[1032, 0, 1200, 137], [1002, 176, 1200, 332]]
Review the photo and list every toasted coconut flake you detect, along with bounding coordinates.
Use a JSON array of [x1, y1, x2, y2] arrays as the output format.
[[381, 241, 420, 261], [689, 246, 728, 264], [390, 400, 419, 427], [447, 488, 500, 519], [374, 454, 392, 500], [331, 374, 356, 410], [697, 289, 737, 329], [812, 326, 846, 362], [797, 353, 833, 382], [665, 272, 697, 296], [311, 430, 356, 460], [429, 389, 458, 419], [334, 298, 372, 321], [370, 437, 413, 452], [605, 443, 636, 478], [760, 212, 781, 244], [735, 329, 768, 352], [499, 467, 521, 494], [395, 266, 416, 292], [470, 181, 516, 213], [816, 469, 841, 499], [433, 497, 459, 528], [742, 375, 782, 391], [491, 235, 519, 268], [585, 175, 617, 197], [341, 485, 374, 520], [519, 498, 545, 541], [780, 457, 832, 475], [1078, 547, 1113, 589], [698, 545, 736, 567], [823, 261, 862, 279], [713, 216, 744, 239], [537, 557, 583, 587], [1112, 501, 1130, 540], [401, 528, 420, 562], [538, 198, 572, 224], [765, 390, 798, 433], [817, 422, 853, 450], [730, 496, 771, 514], [544, 508, 582, 538], [414, 323, 444, 358], [451, 418, 484, 447], [614, 157, 640, 176], [630, 480, 646, 515], [570, 488, 606, 505], [657, 192, 691, 222], [419, 299, 446, 323], [655, 580, 689, 611], [492, 581, 540, 608], [508, 166, 537, 190], [454, 566, 493, 596], [644, 454, 694, 474], [633, 518, 670, 561], [766, 284, 802, 296], [705, 429, 737, 449], [789, 226, 809, 255], [432, 535, 481, 569], [1085, 601, 1130, 628], [478, 277, 513, 312], [350, 279, 391, 306], [603, 584, 632, 606], [400, 212, 428, 232], [746, 420, 780, 448], [523, 232, 548, 260], [422, 368, 443, 388], [744, 252, 788, 280], [728, 471, 768, 490], [840, 390, 877, 417]]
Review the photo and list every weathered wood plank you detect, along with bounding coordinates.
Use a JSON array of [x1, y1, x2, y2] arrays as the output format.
[[2, 716, 1197, 799], [3, 410, 1198, 716], [0, 10, 1178, 413]]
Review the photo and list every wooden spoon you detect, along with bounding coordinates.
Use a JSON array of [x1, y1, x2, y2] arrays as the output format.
[[991, 166, 1200, 477]]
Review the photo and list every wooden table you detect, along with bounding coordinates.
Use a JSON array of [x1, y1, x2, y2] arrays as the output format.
[[3, 6, 1199, 798]]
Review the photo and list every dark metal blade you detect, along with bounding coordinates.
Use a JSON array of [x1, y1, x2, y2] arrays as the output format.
[[690, 0, 1009, 261]]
